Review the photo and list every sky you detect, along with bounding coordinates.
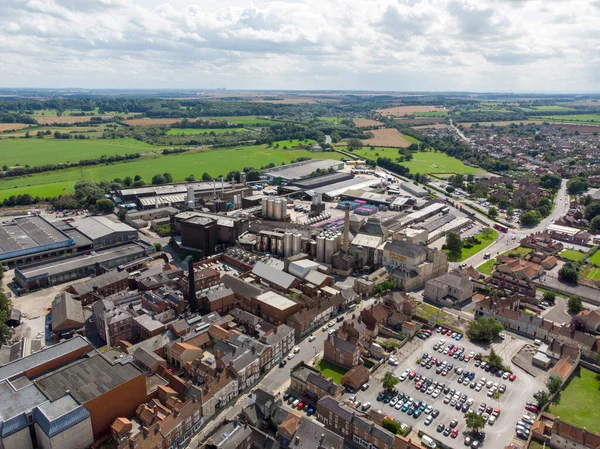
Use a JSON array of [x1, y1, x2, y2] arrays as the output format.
[[0, 0, 599, 92]]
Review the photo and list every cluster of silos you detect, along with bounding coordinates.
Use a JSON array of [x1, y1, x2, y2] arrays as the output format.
[[256, 230, 303, 257], [231, 194, 243, 209], [306, 212, 331, 225], [261, 197, 288, 221], [315, 230, 341, 264]]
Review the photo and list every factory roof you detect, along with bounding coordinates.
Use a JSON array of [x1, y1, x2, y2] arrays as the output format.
[[222, 274, 264, 300], [400, 181, 428, 196], [68, 270, 129, 296], [351, 233, 383, 249], [292, 172, 352, 188], [126, 207, 178, 219], [0, 336, 91, 383], [16, 243, 148, 280], [34, 394, 90, 438], [263, 159, 343, 180], [547, 223, 587, 236], [35, 354, 142, 403], [71, 216, 136, 241], [252, 261, 298, 290], [308, 176, 382, 197], [120, 181, 234, 197], [51, 292, 85, 331], [255, 291, 298, 311], [139, 194, 186, 207], [0, 380, 47, 431], [0, 215, 73, 258], [384, 240, 428, 259]]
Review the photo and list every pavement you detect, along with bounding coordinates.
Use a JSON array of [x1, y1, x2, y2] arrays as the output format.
[[344, 331, 544, 449]]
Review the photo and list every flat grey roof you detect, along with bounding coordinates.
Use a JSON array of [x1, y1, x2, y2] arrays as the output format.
[[36, 394, 79, 421], [17, 243, 147, 279], [263, 159, 342, 180], [71, 216, 136, 241], [293, 172, 352, 188], [120, 181, 234, 197], [0, 336, 91, 383], [0, 215, 72, 255], [35, 354, 142, 403], [255, 291, 298, 311], [0, 380, 47, 421]]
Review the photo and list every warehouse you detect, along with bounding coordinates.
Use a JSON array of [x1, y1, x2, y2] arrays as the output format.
[[307, 177, 384, 199], [15, 242, 154, 290], [70, 216, 138, 248], [0, 215, 77, 266], [291, 172, 354, 189], [400, 181, 428, 197], [263, 159, 344, 182]]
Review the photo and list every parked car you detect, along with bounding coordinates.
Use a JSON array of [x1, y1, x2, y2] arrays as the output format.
[[308, 335, 316, 342], [361, 383, 370, 391]]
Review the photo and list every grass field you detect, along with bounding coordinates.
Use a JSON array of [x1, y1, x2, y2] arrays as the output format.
[[502, 247, 532, 258], [401, 151, 481, 175], [415, 111, 448, 117], [315, 359, 347, 384], [166, 127, 252, 135], [445, 229, 498, 262], [0, 138, 154, 167], [1, 125, 108, 139], [207, 116, 282, 125], [0, 144, 341, 200], [559, 249, 587, 262], [476, 259, 497, 275], [533, 114, 600, 123], [529, 105, 575, 112], [548, 367, 600, 433], [582, 264, 600, 281], [416, 303, 452, 326], [588, 249, 600, 266]]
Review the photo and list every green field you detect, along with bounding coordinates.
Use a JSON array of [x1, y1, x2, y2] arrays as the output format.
[[588, 249, 600, 266], [584, 266, 600, 281], [319, 117, 344, 123], [559, 249, 587, 262], [530, 105, 575, 112], [207, 116, 281, 126], [166, 127, 252, 135], [315, 359, 347, 385], [415, 111, 448, 117], [445, 229, 498, 262], [534, 114, 600, 123], [0, 138, 154, 167], [548, 367, 600, 433], [0, 143, 341, 200]]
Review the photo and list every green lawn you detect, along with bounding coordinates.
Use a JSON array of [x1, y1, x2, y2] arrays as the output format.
[[0, 137, 154, 167], [0, 143, 341, 201], [548, 367, 600, 433], [315, 359, 347, 385], [445, 229, 498, 262], [476, 259, 497, 275], [583, 265, 600, 281], [166, 127, 254, 135], [416, 303, 450, 325], [588, 249, 600, 266], [502, 247, 532, 258], [559, 249, 587, 262], [533, 114, 600, 123]]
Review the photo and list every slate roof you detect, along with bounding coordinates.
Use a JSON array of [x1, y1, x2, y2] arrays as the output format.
[[384, 240, 427, 259], [252, 261, 298, 290], [51, 292, 85, 331], [33, 394, 90, 438], [222, 274, 264, 300]]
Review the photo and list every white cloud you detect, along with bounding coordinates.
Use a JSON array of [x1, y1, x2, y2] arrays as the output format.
[[0, 0, 598, 92]]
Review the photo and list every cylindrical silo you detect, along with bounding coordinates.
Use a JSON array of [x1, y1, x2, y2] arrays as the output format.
[[270, 237, 278, 254], [277, 238, 284, 256], [267, 198, 275, 218], [301, 238, 309, 254], [325, 237, 335, 264], [262, 197, 268, 216], [284, 232, 293, 257], [273, 199, 281, 220], [316, 235, 325, 262], [262, 235, 269, 253], [309, 240, 317, 258], [293, 233, 302, 255], [280, 200, 287, 220]]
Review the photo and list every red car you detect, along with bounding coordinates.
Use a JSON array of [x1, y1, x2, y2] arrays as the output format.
[[415, 382, 423, 389], [297, 402, 305, 410], [441, 370, 448, 376], [525, 405, 538, 413], [509, 374, 517, 382], [450, 429, 459, 439], [409, 370, 417, 379]]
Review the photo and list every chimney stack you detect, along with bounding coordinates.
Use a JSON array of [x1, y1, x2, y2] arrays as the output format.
[[188, 258, 197, 313], [342, 204, 351, 253]]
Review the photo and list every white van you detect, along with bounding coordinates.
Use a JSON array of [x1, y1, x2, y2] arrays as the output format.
[[534, 339, 542, 346], [421, 435, 437, 449]]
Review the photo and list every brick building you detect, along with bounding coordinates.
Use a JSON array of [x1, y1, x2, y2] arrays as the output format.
[[323, 321, 364, 370], [66, 270, 130, 305]]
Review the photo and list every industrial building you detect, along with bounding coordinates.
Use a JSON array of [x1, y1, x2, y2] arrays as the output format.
[[263, 159, 344, 182], [15, 242, 154, 290], [70, 216, 138, 248], [306, 176, 384, 200], [124, 207, 178, 229], [400, 181, 428, 197], [261, 196, 288, 220], [0, 215, 78, 267]]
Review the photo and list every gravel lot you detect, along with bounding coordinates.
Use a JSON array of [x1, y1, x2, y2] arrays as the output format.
[[343, 331, 544, 448]]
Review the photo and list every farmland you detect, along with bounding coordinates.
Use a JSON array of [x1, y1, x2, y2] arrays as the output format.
[[532, 114, 600, 123], [401, 151, 482, 175], [166, 127, 252, 135], [376, 105, 448, 116], [361, 128, 412, 147], [354, 118, 384, 127], [34, 115, 113, 125], [0, 124, 28, 132], [0, 138, 154, 167], [122, 118, 200, 126], [206, 116, 282, 126], [0, 143, 342, 201]]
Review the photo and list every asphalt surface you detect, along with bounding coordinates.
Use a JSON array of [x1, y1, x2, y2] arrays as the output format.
[[343, 331, 544, 449]]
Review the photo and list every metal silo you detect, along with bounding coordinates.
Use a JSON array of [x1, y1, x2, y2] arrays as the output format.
[[316, 235, 325, 262], [262, 235, 270, 252], [293, 233, 302, 255], [280, 200, 288, 220], [325, 237, 335, 264], [309, 240, 317, 257], [273, 199, 281, 220], [301, 238, 309, 254], [262, 197, 268, 216], [277, 238, 284, 256], [267, 198, 275, 218], [270, 237, 278, 254], [284, 232, 293, 257]]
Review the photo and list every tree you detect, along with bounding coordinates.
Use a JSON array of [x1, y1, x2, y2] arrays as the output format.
[[590, 216, 600, 232], [543, 291, 556, 304], [506, 206, 514, 219], [540, 173, 562, 190], [567, 177, 589, 195], [487, 348, 505, 370], [520, 210, 542, 226], [446, 232, 463, 259], [547, 375, 562, 395], [163, 172, 173, 183], [382, 372, 399, 391], [346, 138, 363, 151], [536, 391, 550, 409], [185, 174, 196, 182], [123, 176, 133, 187], [382, 418, 404, 435], [73, 180, 104, 206], [152, 174, 166, 185], [153, 242, 163, 252], [202, 172, 213, 181], [464, 411, 486, 435], [584, 201, 600, 221], [467, 317, 504, 343], [567, 295, 583, 314], [488, 207, 498, 219], [95, 198, 114, 213], [537, 197, 552, 217], [559, 262, 579, 284]]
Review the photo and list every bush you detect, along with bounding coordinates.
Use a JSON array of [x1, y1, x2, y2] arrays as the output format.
[[467, 317, 503, 343]]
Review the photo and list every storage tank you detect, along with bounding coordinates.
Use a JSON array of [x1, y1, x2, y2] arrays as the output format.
[[301, 238, 309, 254], [273, 199, 282, 220], [280, 200, 287, 220], [309, 240, 317, 258], [325, 237, 335, 264], [277, 238, 284, 256], [293, 233, 302, 255], [267, 198, 275, 218], [316, 235, 325, 262], [270, 237, 278, 254], [284, 232, 293, 257], [262, 197, 268, 216], [262, 235, 269, 252]]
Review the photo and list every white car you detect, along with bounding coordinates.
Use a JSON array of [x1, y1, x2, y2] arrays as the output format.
[[475, 383, 483, 392], [399, 373, 408, 382], [432, 389, 441, 398], [488, 416, 496, 426], [426, 386, 435, 395], [322, 326, 328, 332], [308, 335, 316, 342], [287, 353, 295, 360], [293, 347, 301, 354], [328, 321, 335, 327], [328, 329, 335, 335]]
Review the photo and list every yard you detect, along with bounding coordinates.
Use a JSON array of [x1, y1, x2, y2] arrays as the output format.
[[315, 359, 347, 385], [548, 367, 600, 433], [559, 249, 587, 262], [476, 259, 497, 275], [445, 229, 498, 262], [502, 247, 532, 258], [588, 249, 600, 266]]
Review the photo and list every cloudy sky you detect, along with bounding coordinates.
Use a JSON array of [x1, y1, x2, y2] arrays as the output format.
[[1, 0, 599, 92]]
